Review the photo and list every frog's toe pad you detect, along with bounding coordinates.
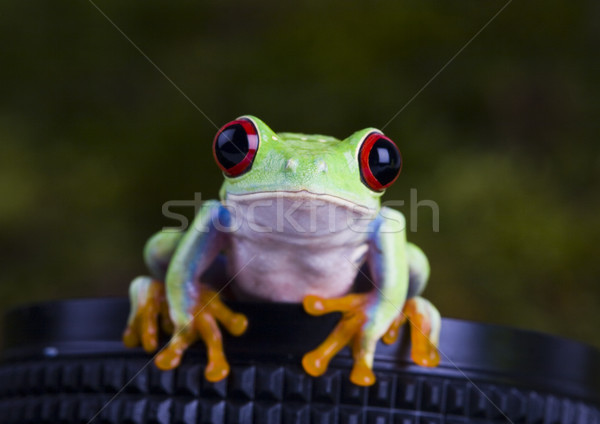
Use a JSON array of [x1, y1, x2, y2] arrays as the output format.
[[154, 336, 191, 371], [350, 360, 376, 386], [382, 314, 406, 345], [302, 295, 328, 315], [155, 350, 182, 371], [122, 327, 140, 348], [302, 351, 330, 377], [205, 359, 230, 382], [411, 345, 441, 367], [224, 313, 248, 336]]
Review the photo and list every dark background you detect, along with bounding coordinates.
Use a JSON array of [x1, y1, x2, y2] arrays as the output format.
[[1, 1, 599, 348]]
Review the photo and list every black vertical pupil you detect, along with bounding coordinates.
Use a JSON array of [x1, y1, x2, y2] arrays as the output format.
[[215, 124, 249, 169], [368, 138, 401, 186]]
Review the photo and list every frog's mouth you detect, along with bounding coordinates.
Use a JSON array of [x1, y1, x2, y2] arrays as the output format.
[[225, 190, 377, 217], [224, 190, 376, 240]]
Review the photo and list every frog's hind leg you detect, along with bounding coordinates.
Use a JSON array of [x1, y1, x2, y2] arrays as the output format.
[[389, 296, 441, 367], [123, 231, 184, 351], [123, 276, 171, 352], [144, 230, 184, 281], [406, 242, 430, 298], [382, 243, 441, 367]]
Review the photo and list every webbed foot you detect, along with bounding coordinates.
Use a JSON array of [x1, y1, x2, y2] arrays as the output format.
[[154, 285, 248, 382], [383, 296, 441, 367], [302, 293, 383, 386], [123, 277, 172, 352]]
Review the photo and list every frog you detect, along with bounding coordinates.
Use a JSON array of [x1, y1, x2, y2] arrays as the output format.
[[123, 116, 441, 386]]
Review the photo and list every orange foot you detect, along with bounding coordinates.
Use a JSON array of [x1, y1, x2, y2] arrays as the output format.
[[383, 296, 441, 367], [123, 277, 172, 352], [302, 293, 381, 386], [154, 286, 248, 382]]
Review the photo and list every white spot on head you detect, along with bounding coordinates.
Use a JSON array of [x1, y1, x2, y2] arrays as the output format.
[[272, 136, 278, 141], [300, 136, 308, 140], [286, 158, 298, 173], [344, 151, 355, 169], [316, 160, 328, 173]]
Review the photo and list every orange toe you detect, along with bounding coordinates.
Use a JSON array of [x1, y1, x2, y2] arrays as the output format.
[[154, 335, 192, 370], [403, 299, 441, 368], [155, 348, 183, 370], [302, 351, 329, 377], [122, 327, 139, 348], [411, 344, 440, 367], [382, 314, 406, 345], [303, 295, 327, 315], [205, 357, 230, 382], [350, 359, 376, 386]]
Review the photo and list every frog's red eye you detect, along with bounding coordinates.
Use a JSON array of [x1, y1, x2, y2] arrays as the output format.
[[213, 118, 259, 177], [359, 132, 402, 191]]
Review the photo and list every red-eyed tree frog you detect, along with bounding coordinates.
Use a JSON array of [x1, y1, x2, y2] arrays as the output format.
[[123, 116, 441, 386]]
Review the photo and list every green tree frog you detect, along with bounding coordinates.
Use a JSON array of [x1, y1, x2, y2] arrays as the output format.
[[123, 116, 441, 386]]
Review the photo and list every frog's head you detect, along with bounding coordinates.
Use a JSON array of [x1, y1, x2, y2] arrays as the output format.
[[213, 115, 402, 215]]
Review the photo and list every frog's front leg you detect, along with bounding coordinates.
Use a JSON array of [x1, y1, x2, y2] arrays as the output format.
[[302, 207, 439, 386], [153, 200, 248, 382], [123, 230, 183, 351]]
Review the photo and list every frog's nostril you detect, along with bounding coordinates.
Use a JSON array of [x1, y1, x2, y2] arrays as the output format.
[[285, 158, 298, 173]]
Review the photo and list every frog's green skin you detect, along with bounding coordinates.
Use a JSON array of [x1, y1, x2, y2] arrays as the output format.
[[126, 116, 440, 385]]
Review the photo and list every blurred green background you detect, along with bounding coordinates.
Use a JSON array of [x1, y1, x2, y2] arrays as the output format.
[[1, 1, 598, 348]]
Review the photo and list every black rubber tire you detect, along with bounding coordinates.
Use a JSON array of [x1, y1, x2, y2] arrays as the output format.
[[0, 298, 599, 423]]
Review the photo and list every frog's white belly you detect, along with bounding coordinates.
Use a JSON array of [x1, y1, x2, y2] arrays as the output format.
[[224, 191, 376, 302]]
